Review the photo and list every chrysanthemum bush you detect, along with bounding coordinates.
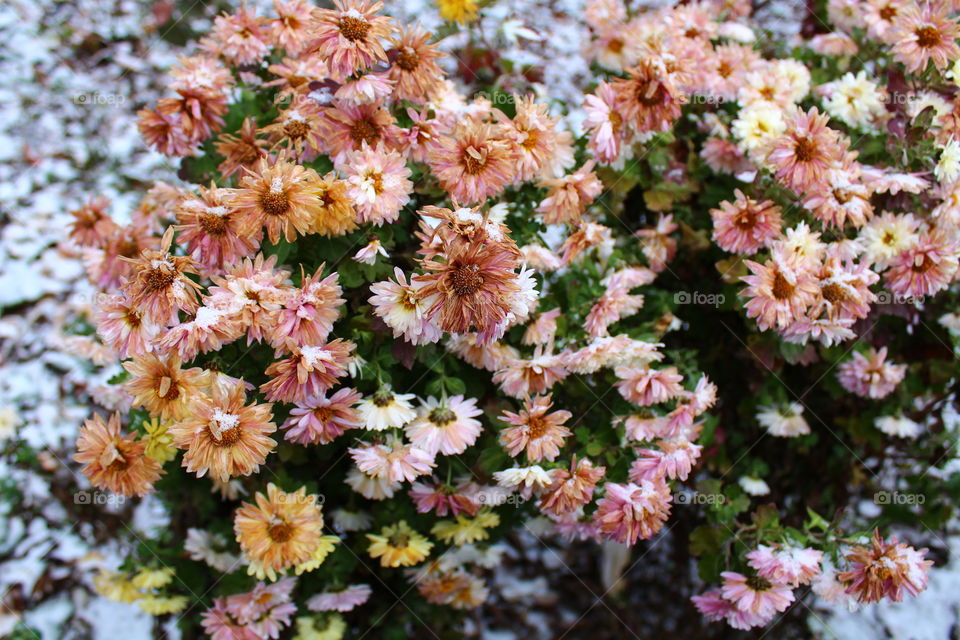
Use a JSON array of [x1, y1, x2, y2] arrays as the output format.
[[62, 0, 960, 635]]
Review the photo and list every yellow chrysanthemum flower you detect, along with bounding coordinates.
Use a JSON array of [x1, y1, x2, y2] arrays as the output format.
[[431, 512, 500, 546], [293, 614, 347, 640], [294, 535, 341, 575], [138, 595, 188, 615], [131, 566, 175, 590], [366, 520, 433, 567], [436, 0, 478, 24], [94, 570, 141, 603], [141, 418, 177, 463]]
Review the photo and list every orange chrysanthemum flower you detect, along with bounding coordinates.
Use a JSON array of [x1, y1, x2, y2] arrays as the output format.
[[234, 483, 325, 577], [386, 25, 445, 103], [120, 227, 203, 326], [123, 352, 210, 421], [169, 379, 277, 481], [233, 157, 322, 244], [74, 413, 163, 497], [427, 121, 516, 205]]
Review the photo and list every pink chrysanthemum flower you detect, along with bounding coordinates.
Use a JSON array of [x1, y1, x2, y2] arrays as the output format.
[[583, 81, 627, 165], [593, 478, 672, 545], [201, 598, 260, 640], [175, 184, 261, 275], [271, 266, 343, 349], [338, 143, 412, 225], [206, 6, 270, 66], [740, 255, 820, 331], [536, 161, 604, 225], [408, 479, 479, 516], [154, 306, 244, 361], [320, 101, 403, 161], [802, 165, 874, 229], [307, 584, 372, 612], [837, 346, 906, 399], [522, 308, 561, 346], [260, 339, 355, 404], [226, 578, 297, 637], [767, 107, 845, 193], [615, 365, 684, 406], [349, 436, 435, 483], [271, 0, 315, 56], [711, 190, 782, 255], [692, 589, 768, 630], [585, 284, 645, 338], [282, 387, 362, 445], [701, 137, 753, 176], [137, 108, 193, 157], [335, 71, 395, 105], [492, 350, 569, 398], [539, 457, 606, 516], [890, 0, 960, 72], [386, 24, 445, 103], [747, 545, 823, 587], [884, 228, 959, 297], [498, 394, 572, 462], [95, 294, 160, 360], [205, 254, 290, 345], [720, 571, 795, 618], [612, 58, 683, 134], [495, 95, 573, 182], [630, 437, 702, 482], [309, 0, 395, 81], [427, 121, 516, 204], [809, 256, 879, 322], [369, 267, 442, 345], [839, 530, 932, 603], [405, 395, 483, 456]]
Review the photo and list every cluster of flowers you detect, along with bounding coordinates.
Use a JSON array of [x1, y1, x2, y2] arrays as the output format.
[[63, 0, 956, 634]]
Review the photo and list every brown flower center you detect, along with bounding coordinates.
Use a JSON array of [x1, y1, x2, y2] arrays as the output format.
[[156, 375, 180, 400], [771, 271, 795, 300], [526, 414, 549, 439], [882, 231, 896, 245], [793, 136, 817, 162], [461, 145, 488, 175], [260, 190, 290, 216], [199, 212, 229, 236], [745, 575, 772, 591], [734, 207, 758, 229], [372, 390, 395, 407], [449, 263, 484, 296], [395, 47, 420, 71], [284, 119, 311, 140], [237, 142, 262, 165], [607, 38, 624, 54], [915, 25, 941, 49], [209, 425, 241, 447], [912, 253, 934, 273], [879, 4, 897, 20], [268, 521, 295, 542], [145, 267, 177, 293], [339, 15, 371, 42], [428, 407, 457, 425], [350, 118, 380, 146], [821, 282, 849, 304], [124, 308, 142, 328]]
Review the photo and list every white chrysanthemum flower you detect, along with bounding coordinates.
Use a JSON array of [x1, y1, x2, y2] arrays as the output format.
[[739, 476, 771, 496], [356, 387, 417, 430], [875, 415, 921, 439], [344, 467, 399, 500], [935, 140, 960, 185], [775, 59, 811, 103], [823, 72, 886, 130], [330, 508, 373, 532], [0, 406, 21, 442], [494, 465, 553, 498], [857, 212, 919, 269], [184, 528, 241, 573], [732, 104, 786, 155], [757, 402, 810, 437]]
